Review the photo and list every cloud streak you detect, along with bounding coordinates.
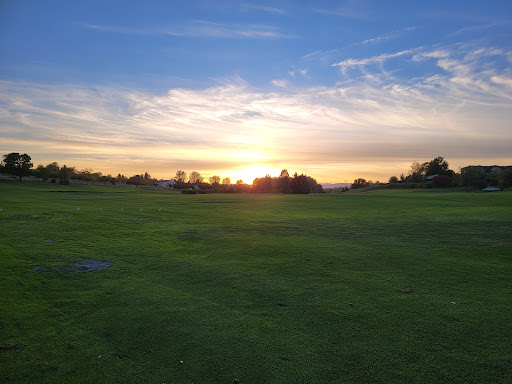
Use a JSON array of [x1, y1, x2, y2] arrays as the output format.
[[241, 4, 285, 15], [361, 27, 418, 44], [83, 20, 295, 39], [332, 49, 418, 73]]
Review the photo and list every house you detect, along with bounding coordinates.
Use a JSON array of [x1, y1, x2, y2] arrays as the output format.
[[461, 165, 512, 175], [156, 179, 175, 188]]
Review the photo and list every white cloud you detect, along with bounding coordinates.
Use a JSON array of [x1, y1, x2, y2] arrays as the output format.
[[332, 49, 418, 73], [361, 26, 417, 45], [271, 79, 288, 88], [241, 4, 285, 14]]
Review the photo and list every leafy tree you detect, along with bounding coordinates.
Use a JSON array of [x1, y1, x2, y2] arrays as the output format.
[[290, 173, 311, 194], [235, 179, 244, 185], [410, 161, 427, 177], [277, 169, 291, 193], [351, 178, 370, 189], [425, 156, 452, 176], [175, 170, 187, 183], [1, 153, 33, 181], [498, 168, 512, 189], [209, 175, 221, 186], [461, 166, 487, 189], [116, 173, 128, 184], [312, 184, 324, 193], [306, 175, 319, 192], [36, 164, 51, 181], [252, 175, 273, 193], [222, 177, 231, 185], [58, 165, 75, 185], [127, 173, 155, 186], [45, 162, 60, 178], [188, 171, 203, 184], [389, 176, 399, 183]]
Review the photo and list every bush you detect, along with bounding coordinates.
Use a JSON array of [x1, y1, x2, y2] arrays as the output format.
[[432, 175, 452, 188]]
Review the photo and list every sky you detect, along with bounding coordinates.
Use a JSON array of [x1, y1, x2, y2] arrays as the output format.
[[1, 0, 511, 184]]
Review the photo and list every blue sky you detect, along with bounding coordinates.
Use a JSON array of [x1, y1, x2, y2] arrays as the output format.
[[1, 0, 511, 183]]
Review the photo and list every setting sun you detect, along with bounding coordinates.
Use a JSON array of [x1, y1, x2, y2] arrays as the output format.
[[234, 164, 281, 184]]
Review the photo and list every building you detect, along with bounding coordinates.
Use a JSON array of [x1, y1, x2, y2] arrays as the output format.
[[461, 165, 512, 175], [156, 179, 176, 188]]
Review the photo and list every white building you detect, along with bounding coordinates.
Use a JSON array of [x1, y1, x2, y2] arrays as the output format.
[[156, 180, 176, 188]]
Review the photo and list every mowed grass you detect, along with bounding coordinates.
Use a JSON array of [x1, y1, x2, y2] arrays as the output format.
[[0, 181, 511, 383]]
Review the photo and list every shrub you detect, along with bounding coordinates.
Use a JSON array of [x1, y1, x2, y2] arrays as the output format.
[[432, 175, 452, 188]]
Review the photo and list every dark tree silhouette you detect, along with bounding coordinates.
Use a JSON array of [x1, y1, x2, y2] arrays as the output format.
[[58, 165, 75, 185], [2, 153, 33, 181], [277, 169, 291, 193], [425, 156, 453, 176]]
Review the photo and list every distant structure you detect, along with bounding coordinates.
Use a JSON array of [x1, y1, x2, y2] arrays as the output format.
[[461, 165, 512, 175], [156, 179, 176, 188]]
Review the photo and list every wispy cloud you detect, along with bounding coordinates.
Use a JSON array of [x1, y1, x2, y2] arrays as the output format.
[[314, 0, 372, 20], [83, 20, 295, 39], [332, 49, 418, 73], [271, 79, 288, 88], [361, 27, 418, 45], [288, 68, 309, 79], [241, 4, 285, 15]]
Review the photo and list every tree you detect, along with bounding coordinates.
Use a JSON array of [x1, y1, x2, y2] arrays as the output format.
[[36, 164, 51, 181], [175, 170, 187, 183], [45, 162, 60, 178], [290, 173, 311, 194], [277, 169, 291, 193], [252, 175, 273, 193], [425, 156, 452, 176], [461, 166, 487, 189], [236, 179, 244, 185], [1, 153, 33, 181], [389, 176, 399, 183], [209, 175, 221, 186], [116, 173, 128, 184], [222, 177, 231, 185], [498, 169, 512, 189], [58, 165, 75, 185], [188, 171, 203, 184], [410, 161, 427, 177], [351, 178, 369, 189], [432, 175, 452, 188], [312, 184, 324, 193]]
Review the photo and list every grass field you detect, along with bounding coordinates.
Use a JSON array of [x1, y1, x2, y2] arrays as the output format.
[[1, 180, 511, 383]]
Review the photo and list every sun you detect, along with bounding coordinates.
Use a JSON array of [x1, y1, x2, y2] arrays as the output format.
[[234, 165, 279, 185]]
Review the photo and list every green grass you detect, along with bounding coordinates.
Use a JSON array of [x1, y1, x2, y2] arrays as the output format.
[[1, 180, 511, 383]]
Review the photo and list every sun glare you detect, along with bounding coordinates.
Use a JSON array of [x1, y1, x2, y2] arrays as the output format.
[[235, 164, 280, 184]]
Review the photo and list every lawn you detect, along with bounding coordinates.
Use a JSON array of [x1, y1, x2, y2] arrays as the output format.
[[1, 180, 511, 383]]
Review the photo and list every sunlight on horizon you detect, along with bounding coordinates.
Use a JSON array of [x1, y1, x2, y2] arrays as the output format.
[[232, 164, 282, 184]]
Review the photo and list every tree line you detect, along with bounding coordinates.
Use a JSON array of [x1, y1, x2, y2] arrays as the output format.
[[0, 153, 324, 194], [344, 156, 512, 191]]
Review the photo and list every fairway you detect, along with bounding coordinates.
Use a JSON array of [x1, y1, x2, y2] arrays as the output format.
[[1, 181, 511, 383]]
